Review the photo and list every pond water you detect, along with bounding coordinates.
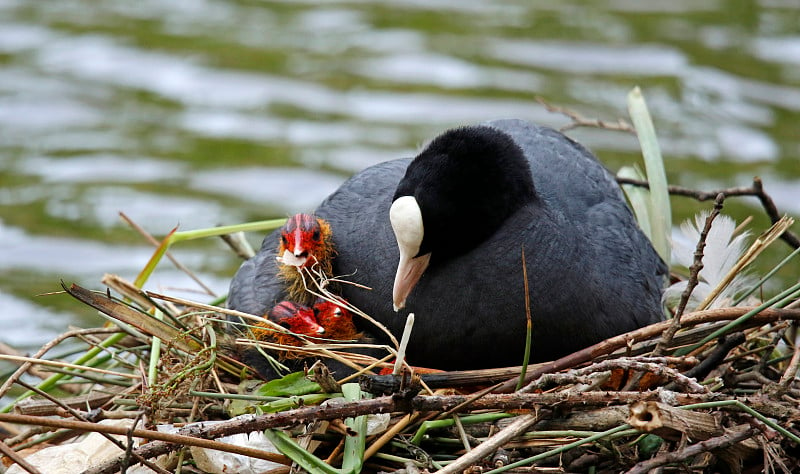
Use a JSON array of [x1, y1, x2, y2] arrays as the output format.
[[1, 0, 799, 352]]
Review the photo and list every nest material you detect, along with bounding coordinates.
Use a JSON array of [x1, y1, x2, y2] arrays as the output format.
[[2, 285, 800, 473]]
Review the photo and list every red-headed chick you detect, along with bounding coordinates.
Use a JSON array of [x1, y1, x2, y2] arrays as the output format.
[[313, 298, 362, 341], [250, 301, 325, 357], [275, 214, 334, 303]]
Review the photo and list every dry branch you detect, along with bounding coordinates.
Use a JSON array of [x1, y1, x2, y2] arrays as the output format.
[[628, 401, 721, 442], [437, 413, 539, 474], [617, 176, 800, 249], [491, 306, 800, 393], [655, 193, 725, 356], [625, 427, 759, 474]]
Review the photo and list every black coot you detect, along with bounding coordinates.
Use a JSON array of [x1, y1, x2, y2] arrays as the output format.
[[228, 119, 666, 370]]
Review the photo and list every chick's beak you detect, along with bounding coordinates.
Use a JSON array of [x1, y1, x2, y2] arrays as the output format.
[[278, 248, 308, 267], [392, 252, 430, 311], [296, 312, 325, 335]]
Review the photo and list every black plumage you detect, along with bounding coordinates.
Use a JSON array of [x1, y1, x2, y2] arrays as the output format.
[[228, 119, 666, 371]]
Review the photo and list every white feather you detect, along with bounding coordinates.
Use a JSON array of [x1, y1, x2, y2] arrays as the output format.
[[664, 211, 756, 310]]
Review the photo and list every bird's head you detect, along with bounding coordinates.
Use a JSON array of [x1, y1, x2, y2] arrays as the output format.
[[313, 298, 360, 340], [269, 301, 325, 336], [390, 125, 535, 311], [276, 214, 333, 269]]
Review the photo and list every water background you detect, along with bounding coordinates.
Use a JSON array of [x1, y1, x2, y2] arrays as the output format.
[[1, 0, 799, 354]]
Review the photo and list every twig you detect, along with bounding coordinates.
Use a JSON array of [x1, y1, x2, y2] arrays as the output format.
[[119, 212, 216, 296], [494, 306, 800, 393], [364, 413, 417, 460], [437, 413, 539, 474], [655, 193, 725, 355], [13, 388, 124, 417], [536, 97, 636, 133], [299, 265, 400, 349], [680, 332, 745, 383], [3, 387, 796, 474], [0, 439, 42, 474], [0, 413, 290, 473], [527, 358, 706, 394], [13, 380, 169, 474], [219, 231, 256, 260], [516, 247, 532, 391], [774, 333, 800, 397], [625, 427, 759, 474], [0, 328, 119, 399], [0, 355, 139, 380], [542, 98, 799, 250], [617, 176, 800, 249]]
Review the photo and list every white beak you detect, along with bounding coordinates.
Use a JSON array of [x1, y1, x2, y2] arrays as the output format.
[[277, 249, 307, 267], [390, 196, 430, 311]]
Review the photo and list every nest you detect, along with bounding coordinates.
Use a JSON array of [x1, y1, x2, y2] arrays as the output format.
[[2, 238, 800, 474]]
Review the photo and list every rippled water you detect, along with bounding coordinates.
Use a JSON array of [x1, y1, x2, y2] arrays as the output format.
[[1, 0, 798, 352]]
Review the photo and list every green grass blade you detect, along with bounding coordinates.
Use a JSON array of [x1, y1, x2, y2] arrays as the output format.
[[733, 244, 800, 306], [675, 279, 800, 356], [486, 424, 632, 473], [170, 218, 286, 244], [516, 247, 532, 391], [148, 311, 163, 388], [627, 87, 671, 263], [263, 429, 340, 474], [410, 413, 513, 445], [342, 383, 367, 474], [134, 226, 178, 288], [135, 218, 286, 288]]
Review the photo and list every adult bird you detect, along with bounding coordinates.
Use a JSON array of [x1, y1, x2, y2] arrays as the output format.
[[228, 119, 666, 371]]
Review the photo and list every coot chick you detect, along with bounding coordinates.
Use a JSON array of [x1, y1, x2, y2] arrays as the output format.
[[249, 301, 324, 346], [229, 119, 666, 371], [275, 214, 334, 305], [313, 298, 362, 341], [237, 301, 323, 375]]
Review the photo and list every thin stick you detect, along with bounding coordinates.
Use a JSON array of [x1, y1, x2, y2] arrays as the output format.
[[655, 194, 724, 356], [439, 413, 540, 474], [0, 413, 290, 469], [300, 266, 400, 348], [393, 313, 415, 375], [487, 424, 633, 473], [364, 413, 417, 460], [0, 355, 139, 380], [495, 306, 800, 393], [516, 247, 532, 391], [522, 358, 706, 394], [14, 380, 169, 474], [0, 439, 42, 474], [617, 176, 799, 249], [119, 212, 216, 296], [774, 334, 800, 397], [537, 96, 635, 133], [625, 427, 758, 474], [0, 328, 119, 399]]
